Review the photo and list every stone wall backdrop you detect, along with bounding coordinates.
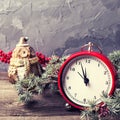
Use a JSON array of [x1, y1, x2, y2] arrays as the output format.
[[0, 0, 120, 71]]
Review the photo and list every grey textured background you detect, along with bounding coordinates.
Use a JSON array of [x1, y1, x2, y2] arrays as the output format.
[[0, 0, 120, 71]]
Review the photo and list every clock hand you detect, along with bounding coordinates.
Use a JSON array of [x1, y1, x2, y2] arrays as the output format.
[[81, 63, 85, 77], [84, 68, 89, 86], [81, 63, 89, 86], [78, 72, 84, 79], [78, 71, 89, 86]]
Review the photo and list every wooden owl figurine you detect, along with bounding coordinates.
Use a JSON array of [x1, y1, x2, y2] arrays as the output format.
[[8, 37, 43, 83]]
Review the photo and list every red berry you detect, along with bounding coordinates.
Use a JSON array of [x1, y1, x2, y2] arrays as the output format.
[[7, 60, 10, 63], [1, 58, 4, 62], [36, 52, 40, 57], [0, 50, 3, 53]]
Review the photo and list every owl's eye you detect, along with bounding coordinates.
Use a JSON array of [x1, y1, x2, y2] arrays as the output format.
[[23, 51, 26, 54], [21, 51, 27, 57], [19, 48, 29, 58]]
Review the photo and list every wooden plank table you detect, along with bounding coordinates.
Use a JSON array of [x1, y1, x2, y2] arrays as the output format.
[[0, 72, 80, 120], [0, 72, 119, 120]]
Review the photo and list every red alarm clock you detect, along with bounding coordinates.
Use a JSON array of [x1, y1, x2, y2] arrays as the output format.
[[58, 42, 116, 110]]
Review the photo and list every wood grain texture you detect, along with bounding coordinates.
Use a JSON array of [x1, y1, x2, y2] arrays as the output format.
[[0, 72, 9, 80], [0, 72, 80, 120], [0, 73, 119, 120]]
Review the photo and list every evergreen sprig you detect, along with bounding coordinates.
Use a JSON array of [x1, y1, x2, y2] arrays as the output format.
[[41, 55, 69, 92], [15, 74, 45, 103], [101, 89, 120, 115], [80, 101, 99, 120], [15, 55, 69, 103], [108, 50, 120, 70], [108, 50, 120, 88]]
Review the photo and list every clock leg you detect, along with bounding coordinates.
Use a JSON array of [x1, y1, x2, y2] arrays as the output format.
[[65, 103, 73, 111]]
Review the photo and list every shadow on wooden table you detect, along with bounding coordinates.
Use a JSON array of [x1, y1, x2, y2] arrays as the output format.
[[0, 72, 80, 117], [2, 93, 79, 117]]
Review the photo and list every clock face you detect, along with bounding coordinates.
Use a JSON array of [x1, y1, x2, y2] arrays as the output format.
[[58, 52, 115, 109]]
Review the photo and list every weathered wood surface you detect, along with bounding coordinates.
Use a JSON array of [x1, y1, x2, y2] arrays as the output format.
[[0, 72, 80, 120], [0, 72, 9, 80]]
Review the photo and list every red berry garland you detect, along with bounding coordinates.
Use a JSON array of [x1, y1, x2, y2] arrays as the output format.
[[0, 50, 12, 64], [36, 52, 50, 66], [0, 49, 50, 65]]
